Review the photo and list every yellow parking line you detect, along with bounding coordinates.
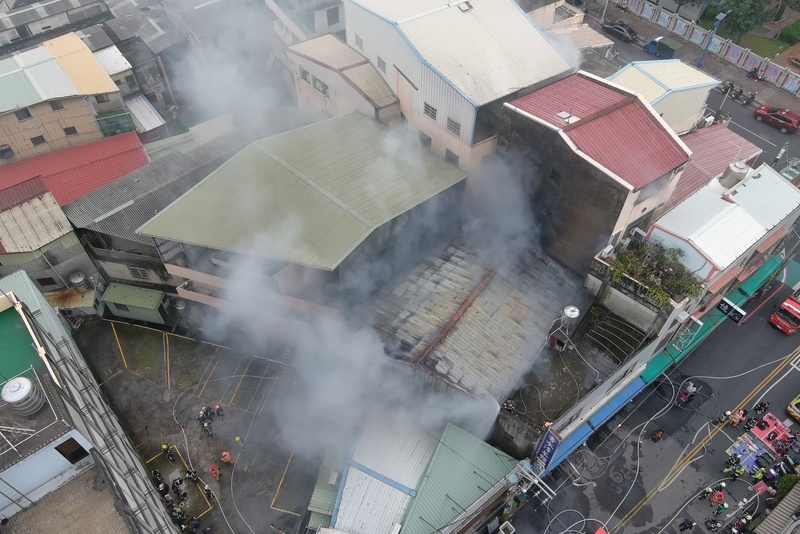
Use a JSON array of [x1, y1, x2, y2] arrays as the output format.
[[229, 360, 251, 406], [270, 451, 301, 516], [198, 355, 220, 398], [165, 333, 171, 390], [111, 322, 128, 369]]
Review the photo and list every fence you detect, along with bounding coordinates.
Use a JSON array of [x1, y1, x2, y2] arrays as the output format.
[[611, 0, 800, 98]]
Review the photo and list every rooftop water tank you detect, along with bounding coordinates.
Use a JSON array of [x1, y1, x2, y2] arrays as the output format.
[[2, 377, 46, 417], [69, 272, 91, 293], [719, 161, 749, 189]]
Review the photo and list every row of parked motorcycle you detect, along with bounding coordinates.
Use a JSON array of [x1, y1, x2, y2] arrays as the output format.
[[720, 81, 757, 106]]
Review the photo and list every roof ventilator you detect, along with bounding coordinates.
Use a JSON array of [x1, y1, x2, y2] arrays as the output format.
[[455, 1, 472, 12], [556, 111, 579, 124]]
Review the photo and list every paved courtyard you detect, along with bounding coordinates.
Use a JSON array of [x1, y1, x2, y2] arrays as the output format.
[[74, 319, 317, 533]]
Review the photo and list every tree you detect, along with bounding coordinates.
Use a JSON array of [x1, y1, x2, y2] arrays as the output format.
[[721, 0, 772, 44]]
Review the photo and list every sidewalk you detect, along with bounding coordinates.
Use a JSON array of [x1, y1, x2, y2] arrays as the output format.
[[587, 1, 800, 110]]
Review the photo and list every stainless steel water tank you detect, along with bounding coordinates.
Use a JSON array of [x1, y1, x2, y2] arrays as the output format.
[[2, 377, 46, 416]]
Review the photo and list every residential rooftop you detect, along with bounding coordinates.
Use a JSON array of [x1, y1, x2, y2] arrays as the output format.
[[0, 33, 118, 115], [287, 34, 398, 109], [124, 92, 166, 133], [607, 59, 720, 103], [136, 113, 468, 270], [506, 71, 691, 190], [666, 124, 762, 211], [92, 44, 132, 76], [0, 180, 72, 254], [0, 132, 149, 206], [349, 0, 571, 105], [373, 241, 586, 400]]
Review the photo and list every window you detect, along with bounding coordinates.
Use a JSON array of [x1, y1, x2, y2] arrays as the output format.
[[95, 94, 110, 103], [55, 438, 89, 464], [446, 117, 461, 137], [355, 34, 363, 50], [128, 266, 149, 279], [300, 68, 310, 83], [157, 270, 172, 281], [145, 93, 158, 105], [114, 79, 122, 86], [148, 130, 161, 141], [419, 132, 432, 148], [377, 56, 386, 74], [15, 108, 31, 121], [549, 169, 561, 184], [36, 277, 57, 286], [63, 126, 78, 136], [313, 78, 329, 96], [50, 100, 64, 111], [423, 102, 437, 121], [445, 149, 459, 166], [524, 153, 542, 171], [327, 6, 339, 26], [115, 303, 130, 312], [125, 75, 137, 90], [30, 135, 46, 146]]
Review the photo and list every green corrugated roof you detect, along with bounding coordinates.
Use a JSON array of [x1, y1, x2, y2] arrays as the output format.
[[0, 66, 40, 114], [307, 512, 332, 529], [136, 113, 468, 270], [101, 283, 164, 310], [402, 423, 518, 534], [308, 452, 342, 516]]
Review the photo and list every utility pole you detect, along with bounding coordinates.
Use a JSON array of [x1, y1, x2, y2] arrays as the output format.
[[698, 11, 728, 69]]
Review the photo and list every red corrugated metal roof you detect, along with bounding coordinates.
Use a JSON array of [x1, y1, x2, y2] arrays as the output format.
[[0, 133, 149, 206], [0, 176, 48, 212], [665, 124, 762, 211], [508, 73, 690, 190]]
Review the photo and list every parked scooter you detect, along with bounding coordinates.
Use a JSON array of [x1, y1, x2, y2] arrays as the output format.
[[748, 67, 763, 81], [732, 86, 744, 101], [721, 80, 735, 95], [743, 92, 757, 106]]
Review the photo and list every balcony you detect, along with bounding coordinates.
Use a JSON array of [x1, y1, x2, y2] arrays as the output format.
[[590, 238, 704, 312]]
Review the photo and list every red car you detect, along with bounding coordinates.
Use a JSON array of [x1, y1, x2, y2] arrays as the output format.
[[754, 105, 800, 134]]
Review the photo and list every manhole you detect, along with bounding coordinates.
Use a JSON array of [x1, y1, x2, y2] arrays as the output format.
[[610, 471, 624, 484]]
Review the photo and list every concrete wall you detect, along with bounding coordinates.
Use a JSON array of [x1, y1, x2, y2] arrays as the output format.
[[312, 4, 344, 34], [498, 110, 629, 275], [105, 299, 167, 324], [290, 54, 397, 123], [585, 273, 658, 331], [655, 87, 713, 135], [493, 412, 540, 459], [0, 233, 98, 292], [110, 69, 140, 98], [0, 429, 95, 517], [0, 97, 102, 164]]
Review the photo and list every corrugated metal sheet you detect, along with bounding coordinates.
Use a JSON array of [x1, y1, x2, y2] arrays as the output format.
[[394, 0, 571, 105], [45, 33, 119, 96], [0, 0, 98, 28], [334, 414, 437, 534], [0, 192, 72, 253], [101, 283, 164, 309], [335, 470, 411, 534], [93, 45, 133, 76], [0, 67, 41, 114], [402, 423, 517, 534], [350, 0, 445, 21], [0, 176, 48, 211], [666, 124, 762, 211], [727, 164, 800, 231], [288, 34, 366, 71], [607, 66, 666, 102], [620, 59, 720, 92], [510, 72, 690, 190], [754, 482, 800, 534], [137, 113, 468, 270], [343, 63, 398, 108], [654, 188, 765, 270], [124, 93, 166, 133], [309, 453, 342, 516], [24, 60, 80, 101], [14, 47, 55, 67], [374, 242, 583, 399], [350, 416, 437, 489], [76, 24, 115, 51], [0, 132, 149, 206]]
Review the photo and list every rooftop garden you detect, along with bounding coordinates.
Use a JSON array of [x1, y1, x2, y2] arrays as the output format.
[[606, 238, 704, 307]]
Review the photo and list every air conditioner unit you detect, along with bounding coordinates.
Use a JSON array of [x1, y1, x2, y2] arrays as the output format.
[[0, 144, 13, 158]]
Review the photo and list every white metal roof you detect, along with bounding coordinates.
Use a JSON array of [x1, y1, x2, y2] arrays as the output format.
[[333, 413, 437, 534], [25, 60, 79, 101], [124, 93, 166, 133], [14, 46, 54, 67], [654, 164, 800, 270], [93, 46, 133, 76], [727, 164, 800, 231], [343, 63, 398, 108], [0, 193, 72, 253], [288, 34, 366, 70], [545, 25, 613, 50], [352, 0, 571, 105], [608, 60, 719, 103]]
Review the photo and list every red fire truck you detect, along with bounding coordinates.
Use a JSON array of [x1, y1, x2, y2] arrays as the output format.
[[770, 290, 800, 334]]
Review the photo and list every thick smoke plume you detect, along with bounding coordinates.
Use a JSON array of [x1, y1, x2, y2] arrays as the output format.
[[202, 120, 540, 459]]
